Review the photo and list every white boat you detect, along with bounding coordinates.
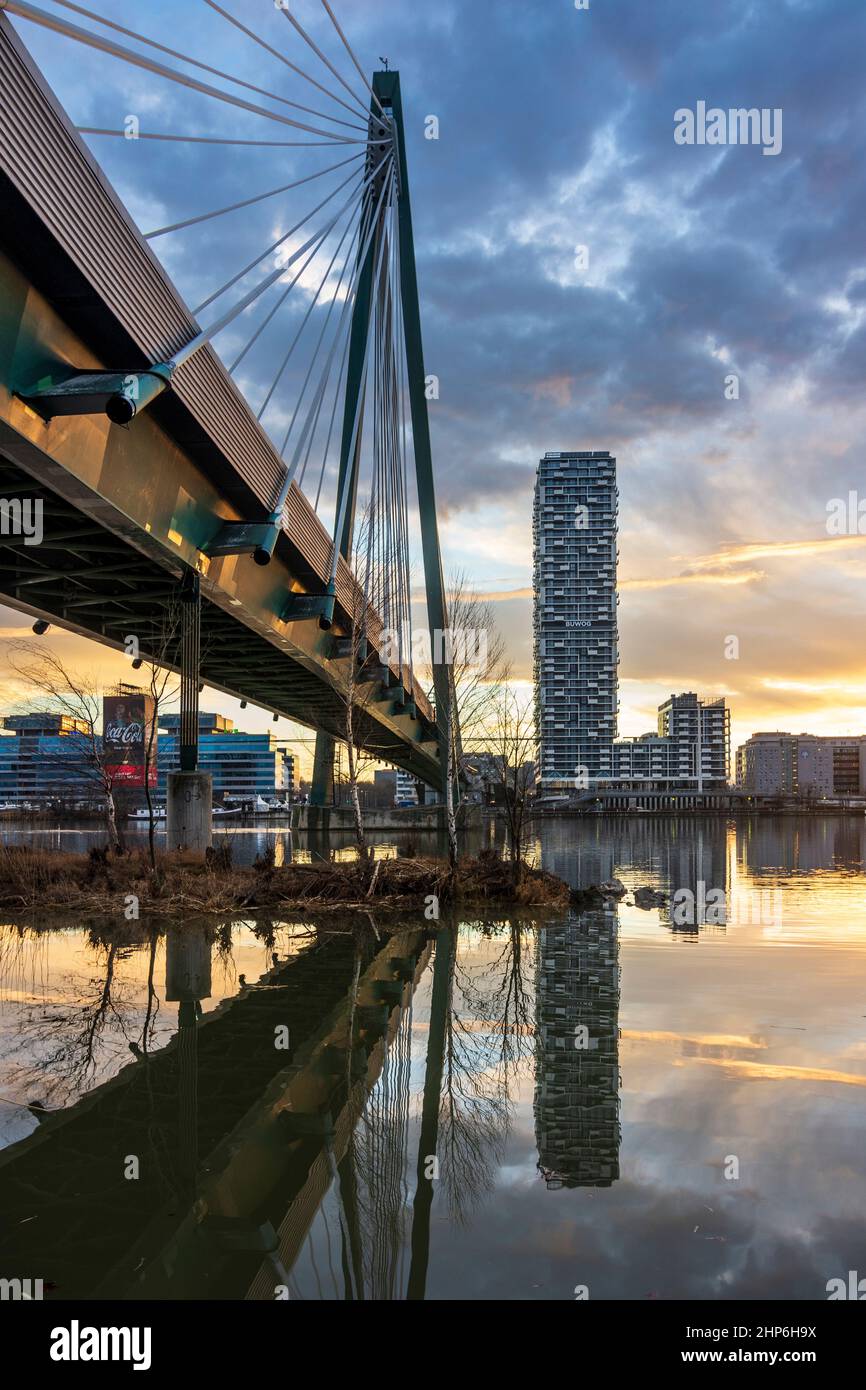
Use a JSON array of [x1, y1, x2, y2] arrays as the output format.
[[131, 806, 165, 820], [213, 806, 242, 819]]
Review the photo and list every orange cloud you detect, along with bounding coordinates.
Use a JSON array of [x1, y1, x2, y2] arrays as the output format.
[[621, 568, 766, 591], [530, 375, 574, 407], [676, 535, 866, 571]]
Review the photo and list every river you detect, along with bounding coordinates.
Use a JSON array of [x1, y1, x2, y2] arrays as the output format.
[[0, 813, 863, 1300]]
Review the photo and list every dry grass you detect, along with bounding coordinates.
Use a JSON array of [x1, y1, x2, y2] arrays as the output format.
[[0, 844, 569, 918]]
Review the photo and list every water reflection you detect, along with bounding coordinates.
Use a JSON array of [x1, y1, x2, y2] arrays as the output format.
[[0, 814, 864, 1300], [535, 910, 621, 1189], [0, 819, 466, 868]]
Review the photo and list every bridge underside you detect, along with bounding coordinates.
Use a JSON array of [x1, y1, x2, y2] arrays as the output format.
[[0, 445, 439, 780]]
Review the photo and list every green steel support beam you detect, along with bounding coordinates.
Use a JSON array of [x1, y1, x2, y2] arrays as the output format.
[[311, 89, 390, 808], [381, 70, 455, 791], [313, 70, 456, 807]]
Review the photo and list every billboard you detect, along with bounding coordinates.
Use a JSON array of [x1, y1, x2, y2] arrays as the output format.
[[103, 693, 157, 788]]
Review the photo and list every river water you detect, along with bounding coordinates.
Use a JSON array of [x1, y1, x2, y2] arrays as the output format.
[[0, 814, 863, 1300]]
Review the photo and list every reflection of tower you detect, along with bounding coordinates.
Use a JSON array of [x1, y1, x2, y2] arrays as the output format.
[[165, 926, 212, 1198], [658, 819, 728, 931], [534, 909, 621, 1189]]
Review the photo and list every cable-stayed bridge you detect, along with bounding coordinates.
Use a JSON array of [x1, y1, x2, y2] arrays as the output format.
[[0, 0, 456, 808]]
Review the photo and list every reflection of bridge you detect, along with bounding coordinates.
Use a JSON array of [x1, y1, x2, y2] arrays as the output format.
[[0, 919, 432, 1298], [0, 6, 455, 797]]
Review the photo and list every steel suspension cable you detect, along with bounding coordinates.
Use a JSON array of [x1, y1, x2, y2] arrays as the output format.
[[145, 150, 364, 239], [77, 126, 380, 147], [276, 3, 370, 122], [172, 174, 374, 367], [317, 0, 386, 119], [296, 298, 355, 492], [3, 2, 361, 142], [202, 0, 371, 126], [264, 231, 359, 470], [276, 193, 379, 479], [255, 190, 366, 417], [44, 0, 367, 133], [393, 203, 415, 686], [276, 158, 393, 460], [328, 172, 394, 586], [393, 201, 416, 692], [313, 323, 352, 511], [229, 192, 361, 375], [191, 154, 380, 315]]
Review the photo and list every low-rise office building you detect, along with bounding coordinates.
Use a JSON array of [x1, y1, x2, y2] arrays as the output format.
[[0, 713, 98, 805], [0, 710, 296, 808], [157, 714, 295, 803]]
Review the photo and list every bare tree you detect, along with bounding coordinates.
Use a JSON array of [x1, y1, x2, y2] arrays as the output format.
[[136, 603, 182, 871], [485, 680, 537, 884], [8, 644, 125, 852], [444, 570, 508, 760], [416, 571, 509, 867]]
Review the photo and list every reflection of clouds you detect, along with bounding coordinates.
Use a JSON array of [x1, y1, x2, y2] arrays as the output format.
[[624, 1029, 768, 1053], [419, 819, 866, 1296], [675, 1056, 866, 1088]]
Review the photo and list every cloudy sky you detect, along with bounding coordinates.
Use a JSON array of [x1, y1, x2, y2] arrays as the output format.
[[2, 0, 866, 769]]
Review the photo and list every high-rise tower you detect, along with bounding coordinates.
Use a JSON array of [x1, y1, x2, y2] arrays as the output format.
[[533, 451, 619, 790]]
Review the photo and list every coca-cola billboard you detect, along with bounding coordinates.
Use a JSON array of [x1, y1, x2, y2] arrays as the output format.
[[103, 694, 157, 788]]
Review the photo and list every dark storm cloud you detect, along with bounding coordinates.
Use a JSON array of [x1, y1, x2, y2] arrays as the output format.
[[19, 0, 866, 437], [10, 0, 866, 746]]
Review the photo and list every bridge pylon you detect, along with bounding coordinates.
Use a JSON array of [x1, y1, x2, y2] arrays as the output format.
[[311, 68, 456, 806]]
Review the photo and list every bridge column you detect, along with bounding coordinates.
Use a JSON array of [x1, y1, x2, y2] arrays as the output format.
[[167, 772, 212, 854], [167, 568, 212, 852], [311, 732, 336, 807]]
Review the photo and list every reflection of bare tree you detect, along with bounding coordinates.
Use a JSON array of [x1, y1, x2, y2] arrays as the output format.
[[139, 929, 161, 1059], [8, 940, 125, 1103], [439, 919, 537, 1225], [0, 923, 172, 1107]]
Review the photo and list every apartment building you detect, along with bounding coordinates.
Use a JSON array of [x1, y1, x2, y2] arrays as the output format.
[[533, 451, 619, 790]]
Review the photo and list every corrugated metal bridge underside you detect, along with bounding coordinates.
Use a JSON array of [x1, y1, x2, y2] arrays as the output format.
[[0, 16, 441, 785]]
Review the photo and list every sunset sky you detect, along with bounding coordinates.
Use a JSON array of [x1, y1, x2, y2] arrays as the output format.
[[2, 0, 865, 774]]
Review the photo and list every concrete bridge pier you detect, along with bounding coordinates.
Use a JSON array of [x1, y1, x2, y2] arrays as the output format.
[[167, 771, 213, 854]]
